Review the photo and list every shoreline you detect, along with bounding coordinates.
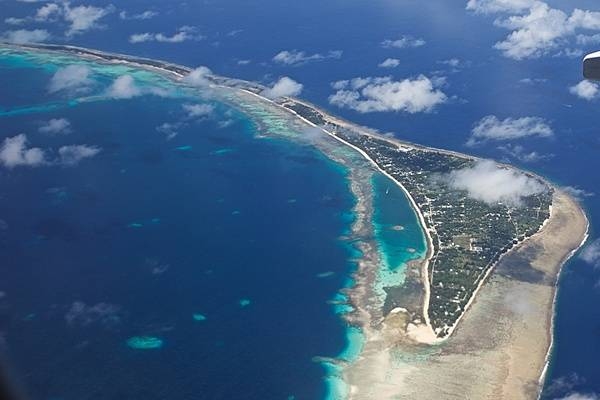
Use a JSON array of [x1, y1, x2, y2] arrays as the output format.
[[503, 190, 588, 399], [537, 210, 590, 393], [283, 104, 439, 342], [241, 89, 439, 341], [207, 50, 581, 397], [1, 43, 590, 399], [339, 189, 588, 400], [200, 55, 586, 396], [3, 43, 444, 339], [214, 86, 381, 400]]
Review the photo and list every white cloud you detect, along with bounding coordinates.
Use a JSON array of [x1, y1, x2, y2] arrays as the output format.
[[154, 31, 192, 43], [58, 145, 100, 165], [218, 119, 234, 129], [381, 35, 426, 49], [261, 76, 303, 99], [34, 3, 62, 21], [128, 33, 153, 44], [562, 185, 594, 200], [4, 17, 27, 25], [378, 58, 400, 68], [560, 48, 584, 58], [0, 134, 46, 168], [4, 3, 113, 37], [182, 66, 212, 87], [556, 394, 599, 400], [106, 75, 141, 99], [48, 65, 93, 93], [498, 143, 550, 162], [503, 286, 535, 315], [576, 33, 600, 46], [156, 122, 183, 140], [119, 10, 158, 20], [63, 3, 114, 36], [493, 3, 571, 59], [4, 3, 61, 26], [468, 1, 600, 60], [227, 29, 243, 37], [438, 58, 470, 72], [328, 75, 447, 113], [580, 239, 600, 268], [569, 80, 599, 100], [519, 77, 547, 84], [467, 115, 553, 145], [546, 375, 587, 399], [466, 0, 535, 14], [570, 8, 600, 30], [272, 49, 342, 65], [39, 118, 72, 135], [331, 80, 349, 90], [445, 160, 546, 206], [65, 301, 121, 327], [129, 26, 202, 44], [441, 58, 461, 67], [0, 134, 99, 168], [1, 29, 50, 44], [182, 103, 215, 118]]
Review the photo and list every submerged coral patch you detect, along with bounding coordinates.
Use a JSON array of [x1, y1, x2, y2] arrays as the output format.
[[126, 336, 163, 349], [239, 298, 251, 307], [192, 313, 207, 321]]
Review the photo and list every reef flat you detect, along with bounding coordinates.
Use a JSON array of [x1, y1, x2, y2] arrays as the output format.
[[341, 190, 587, 400], [2, 42, 588, 399]]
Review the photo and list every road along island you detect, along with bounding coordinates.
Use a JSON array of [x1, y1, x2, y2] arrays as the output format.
[[3, 43, 589, 400]]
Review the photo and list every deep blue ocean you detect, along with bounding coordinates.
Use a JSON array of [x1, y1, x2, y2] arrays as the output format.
[[2, 0, 600, 398], [0, 53, 363, 399]]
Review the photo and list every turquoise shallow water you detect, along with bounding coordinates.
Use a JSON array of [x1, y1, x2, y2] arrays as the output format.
[[0, 45, 429, 400], [322, 326, 365, 400], [372, 174, 427, 299]]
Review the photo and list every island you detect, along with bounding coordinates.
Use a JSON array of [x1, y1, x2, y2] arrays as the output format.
[[3, 43, 589, 399], [284, 99, 553, 338]]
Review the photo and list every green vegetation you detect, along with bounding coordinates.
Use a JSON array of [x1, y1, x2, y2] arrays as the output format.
[[283, 101, 552, 338]]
